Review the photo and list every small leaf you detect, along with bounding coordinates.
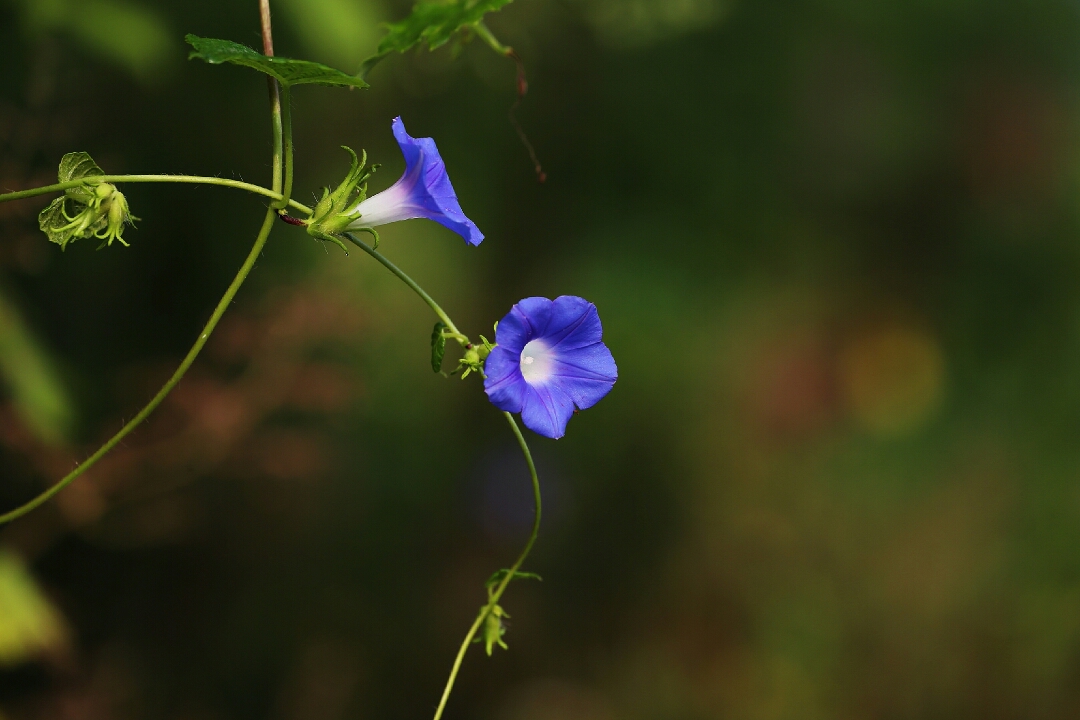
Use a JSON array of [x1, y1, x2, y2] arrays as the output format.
[[58, 152, 103, 183], [431, 321, 447, 373], [58, 152, 105, 205], [359, 0, 516, 78], [37, 197, 72, 248], [484, 569, 542, 590], [185, 35, 369, 89]]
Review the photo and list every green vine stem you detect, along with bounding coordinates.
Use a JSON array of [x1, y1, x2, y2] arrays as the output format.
[[262, 0, 283, 199], [473, 21, 512, 55], [0, 207, 278, 525], [343, 231, 462, 337], [0, 176, 311, 215], [0, 0, 296, 526], [432, 411, 542, 720], [341, 231, 542, 720], [278, 86, 295, 209]]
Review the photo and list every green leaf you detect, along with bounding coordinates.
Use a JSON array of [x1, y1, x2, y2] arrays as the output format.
[[38, 197, 75, 249], [431, 321, 447, 373], [57, 152, 104, 205], [185, 35, 369, 89], [41, 152, 107, 248], [58, 152, 105, 207], [359, 0, 516, 78], [58, 152, 103, 183], [484, 569, 542, 590]]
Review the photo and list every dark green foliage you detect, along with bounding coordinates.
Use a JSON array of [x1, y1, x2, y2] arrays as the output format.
[[358, 0, 515, 78], [185, 35, 369, 89], [484, 569, 541, 589], [431, 321, 447, 372]]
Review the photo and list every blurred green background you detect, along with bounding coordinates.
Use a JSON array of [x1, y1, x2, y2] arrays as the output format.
[[2, 0, 1080, 718]]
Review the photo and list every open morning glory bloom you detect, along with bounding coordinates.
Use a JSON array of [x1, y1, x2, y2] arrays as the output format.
[[347, 117, 484, 246], [484, 296, 617, 439]]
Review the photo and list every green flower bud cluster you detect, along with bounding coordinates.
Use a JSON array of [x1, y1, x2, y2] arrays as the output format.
[[39, 182, 137, 250], [457, 335, 494, 379], [306, 147, 378, 242], [480, 604, 509, 655], [37, 152, 138, 250], [474, 569, 542, 655]]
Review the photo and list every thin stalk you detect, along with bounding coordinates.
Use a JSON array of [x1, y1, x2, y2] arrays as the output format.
[[0, 176, 311, 215], [261, 0, 284, 199], [343, 232, 461, 336], [279, 86, 295, 208], [270, 99, 283, 196], [473, 22, 512, 55], [431, 412, 542, 720], [0, 208, 278, 525], [339, 227, 542, 720]]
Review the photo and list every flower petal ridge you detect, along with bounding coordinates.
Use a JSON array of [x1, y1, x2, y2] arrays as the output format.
[[484, 296, 617, 439], [347, 117, 484, 246]]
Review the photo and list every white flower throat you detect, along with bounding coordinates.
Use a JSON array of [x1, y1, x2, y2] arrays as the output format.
[[520, 339, 554, 384]]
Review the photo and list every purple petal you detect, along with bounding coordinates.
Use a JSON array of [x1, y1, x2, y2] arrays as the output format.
[[494, 297, 553, 352], [483, 347, 527, 412], [349, 117, 484, 246], [550, 343, 618, 409], [544, 296, 604, 351], [520, 383, 577, 439]]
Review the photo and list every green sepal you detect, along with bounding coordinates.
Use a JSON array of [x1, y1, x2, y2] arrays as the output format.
[[484, 569, 542, 590], [185, 35, 369, 89], [457, 334, 495, 380], [306, 147, 376, 239], [359, 0, 516, 78], [308, 230, 350, 255], [431, 321, 447, 373], [476, 604, 509, 656]]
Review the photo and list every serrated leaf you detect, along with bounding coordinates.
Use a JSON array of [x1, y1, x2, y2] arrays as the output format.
[[38, 197, 107, 250], [37, 197, 78, 249], [359, 0, 515, 78], [58, 152, 104, 205], [484, 569, 542, 589], [58, 152, 103, 183], [185, 35, 369, 89], [431, 321, 447, 373]]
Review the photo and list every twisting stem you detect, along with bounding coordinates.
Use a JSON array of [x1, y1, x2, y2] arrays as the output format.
[[0, 208, 278, 525], [432, 412, 541, 720], [343, 232, 462, 337], [0, 176, 311, 215]]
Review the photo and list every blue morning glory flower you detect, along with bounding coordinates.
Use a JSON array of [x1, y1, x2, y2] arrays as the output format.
[[348, 117, 484, 246], [484, 296, 617, 439]]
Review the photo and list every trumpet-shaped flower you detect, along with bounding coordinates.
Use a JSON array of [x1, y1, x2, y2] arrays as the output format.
[[484, 296, 617, 439], [347, 117, 483, 246]]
